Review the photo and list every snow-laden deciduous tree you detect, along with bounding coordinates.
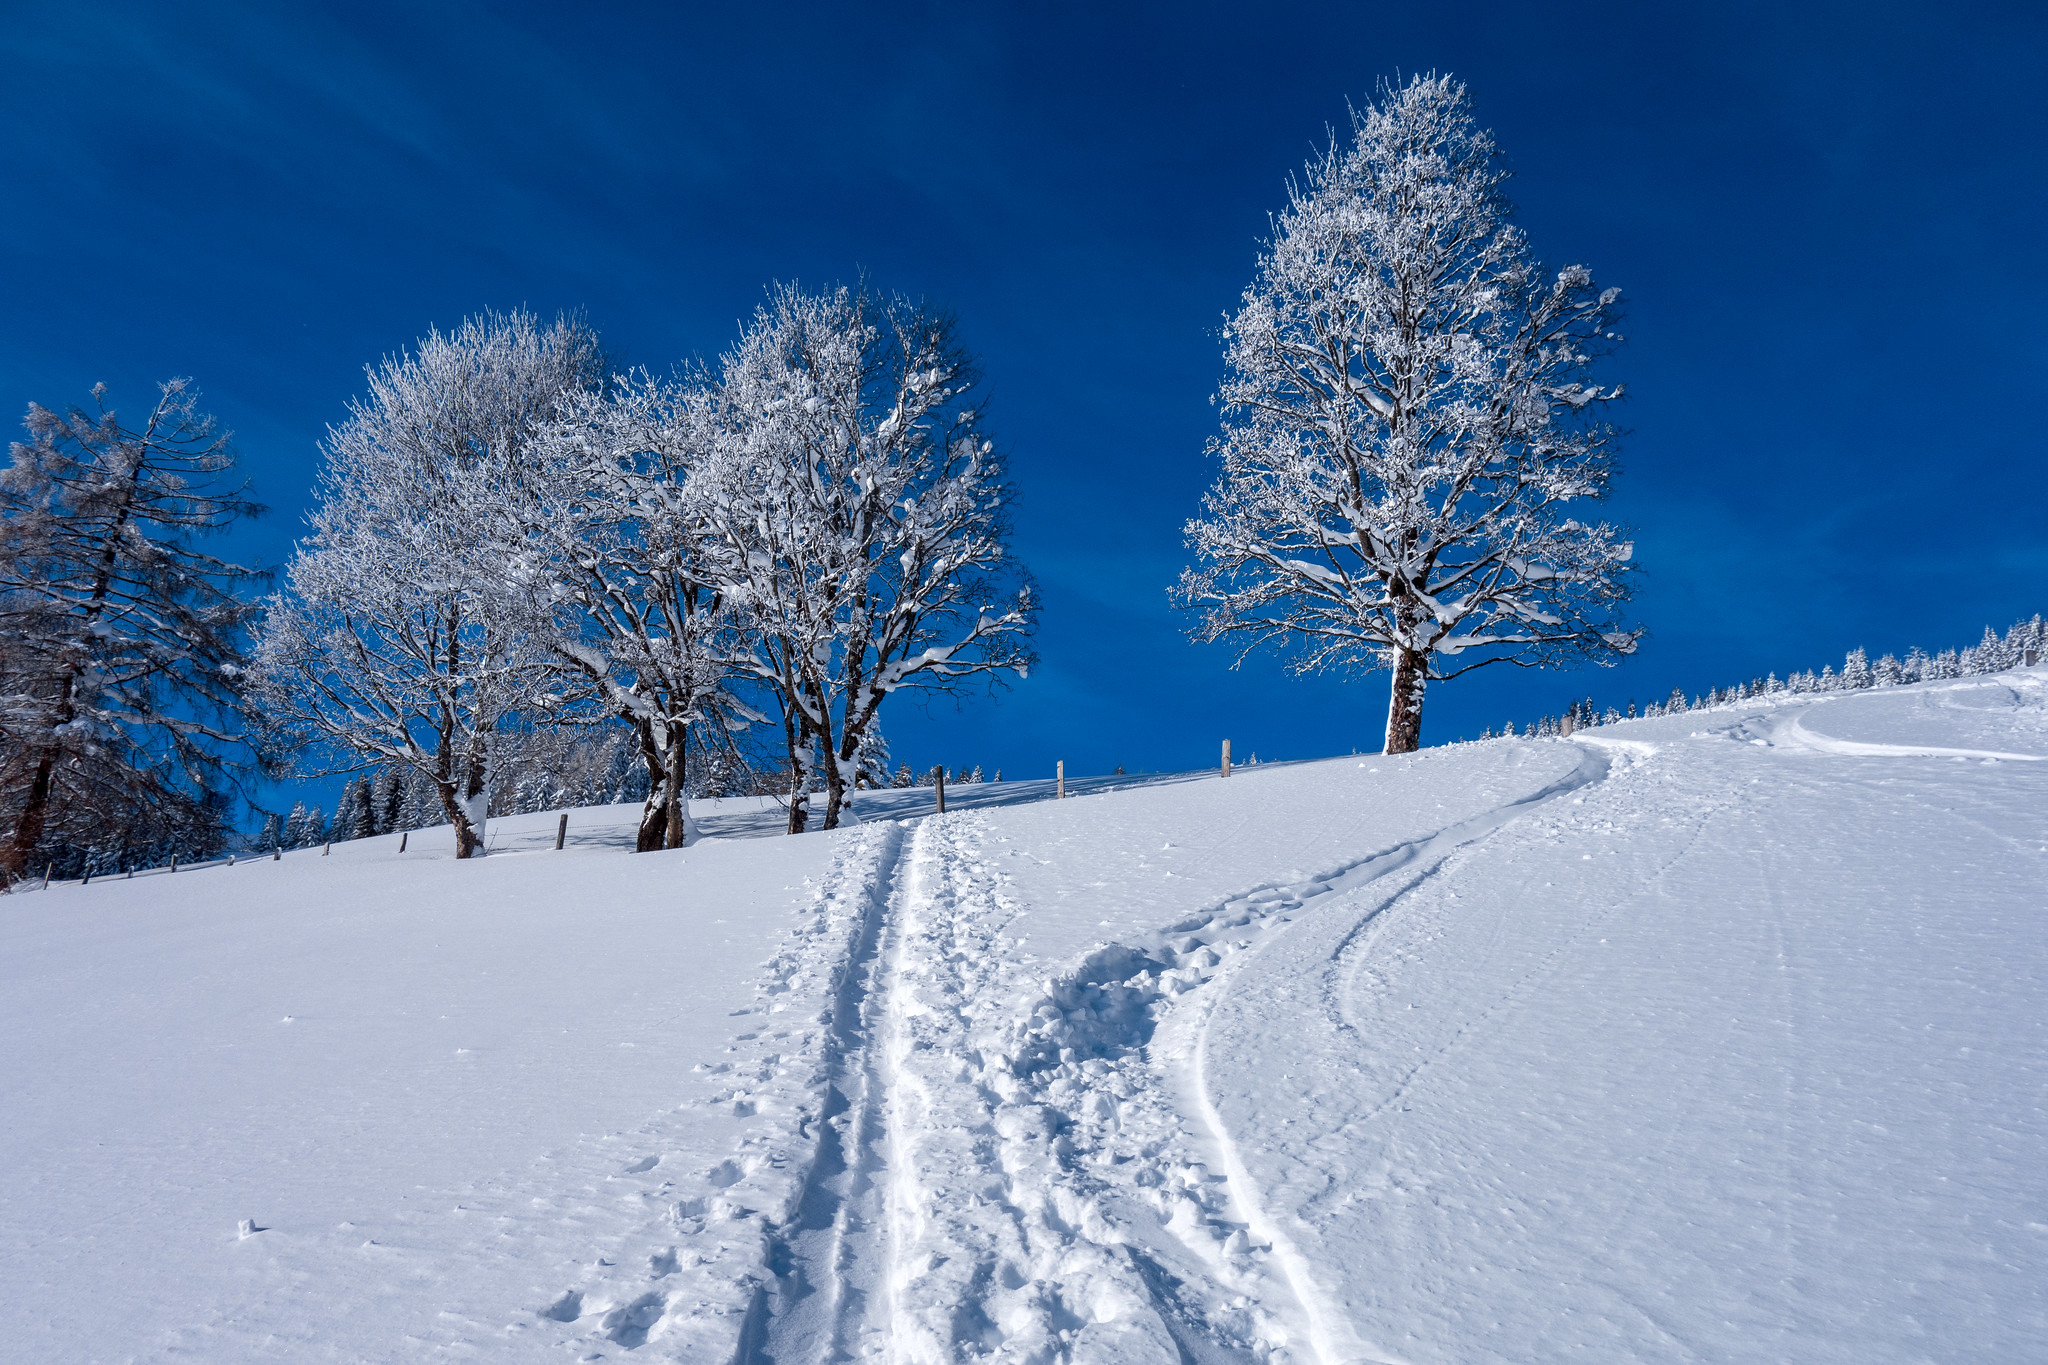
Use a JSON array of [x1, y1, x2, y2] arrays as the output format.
[[0, 380, 262, 880], [513, 373, 742, 852], [705, 285, 1035, 832], [1178, 75, 1640, 754], [249, 311, 603, 858]]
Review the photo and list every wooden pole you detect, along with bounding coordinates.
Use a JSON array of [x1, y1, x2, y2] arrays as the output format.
[[41, 862, 51, 889], [1561, 713, 1575, 737], [169, 855, 177, 873], [1056, 759, 1065, 800], [555, 812, 569, 850], [934, 766, 946, 814], [398, 830, 408, 853], [1221, 737, 1231, 778], [272, 846, 281, 861], [322, 842, 331, 856]]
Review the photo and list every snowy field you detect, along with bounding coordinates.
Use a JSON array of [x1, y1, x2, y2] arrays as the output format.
[[3, 675, 2045, 1363]]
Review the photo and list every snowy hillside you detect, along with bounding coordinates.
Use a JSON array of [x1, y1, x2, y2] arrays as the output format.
[[4, 674, 2045, 1363]]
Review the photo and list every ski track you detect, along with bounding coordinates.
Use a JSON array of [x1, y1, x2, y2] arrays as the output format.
[[518, 820, 906, 1362], [542, 707, 1941, 1361], [737, 740, 1632, 1363]]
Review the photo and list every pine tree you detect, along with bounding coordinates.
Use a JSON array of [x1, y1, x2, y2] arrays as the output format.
[[371, 768, 402, 835], [282, 802, 309, 849]]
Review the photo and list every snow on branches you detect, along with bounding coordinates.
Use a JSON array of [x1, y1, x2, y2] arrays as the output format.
[[249, 310, 605, 859], [1178, 74, 1639, 754], [252, 292, 1035, 850], [703, 285, 1036, 832]]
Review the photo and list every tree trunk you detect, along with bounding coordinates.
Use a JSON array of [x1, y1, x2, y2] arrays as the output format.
[[786, 760, 808, 834], [3, 751, 58, 880], [783, 707, 809, 835], [436, 780, 481, 858], [664, 722, 686, 849], [634, 721, 668, 852], [820, 746, 849, 831], [1384, 648, 1427, 754]]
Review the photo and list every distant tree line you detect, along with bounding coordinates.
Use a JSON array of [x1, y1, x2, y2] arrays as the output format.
[[1486, 616, 2048, 739]]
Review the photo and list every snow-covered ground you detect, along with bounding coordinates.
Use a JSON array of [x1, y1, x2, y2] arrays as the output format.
[[4, 674, 2044, 1362]]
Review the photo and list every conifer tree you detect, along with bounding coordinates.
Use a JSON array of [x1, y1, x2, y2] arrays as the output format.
[[0, 380, 263, 880]]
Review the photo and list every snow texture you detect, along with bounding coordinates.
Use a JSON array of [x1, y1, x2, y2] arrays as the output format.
[[4, 672, 2044, 1361]]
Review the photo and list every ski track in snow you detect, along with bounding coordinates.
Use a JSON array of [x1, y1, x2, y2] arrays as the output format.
[[515, 821, 907, 1361], [513, 682, 2048, 1361], [737, 743, 1630, 1363]]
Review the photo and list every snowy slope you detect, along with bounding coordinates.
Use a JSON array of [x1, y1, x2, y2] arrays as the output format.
[[3, 675, 2044, 1362]]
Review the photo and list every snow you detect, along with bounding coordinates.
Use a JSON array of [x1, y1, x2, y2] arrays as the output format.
[[4, 674, 2046, 1361]]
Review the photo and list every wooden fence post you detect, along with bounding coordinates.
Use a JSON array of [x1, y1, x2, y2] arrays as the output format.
[[555, 812, 569, 850], [1221, 738, 1231, 778], [323, 842, 331, 856], [934, 766, 947, 814], [42, 862, 52, 889], [398, 830, 408, 853], [1056, 759, 1065, 800], [272, 846, 280, 861], [1561, 713, 1575, 737]]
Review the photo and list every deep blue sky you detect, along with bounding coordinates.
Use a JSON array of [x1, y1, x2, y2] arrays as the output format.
[[5, 1, 2044, 781]]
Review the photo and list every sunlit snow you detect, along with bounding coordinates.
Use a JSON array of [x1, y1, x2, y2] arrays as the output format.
[[4, 673, 2044, 1361]]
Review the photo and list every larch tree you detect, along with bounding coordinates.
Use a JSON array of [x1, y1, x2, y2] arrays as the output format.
[[1178, 74, 1640, 754], [0, 380, 263, 880], [707, 285, 1035, 832], [249, 310, 604, 858]]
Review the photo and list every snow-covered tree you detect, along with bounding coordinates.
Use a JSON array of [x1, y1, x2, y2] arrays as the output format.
[[851, 725, 892, 790], [704, 285, 1036, 831], [249, 311, 603, 858], [281, 801, 310, 849], [1178, 75, 1639, 754], [0, 380, 262, 880], [512, 372, 740, 851], [370, 768, 402, 835]]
